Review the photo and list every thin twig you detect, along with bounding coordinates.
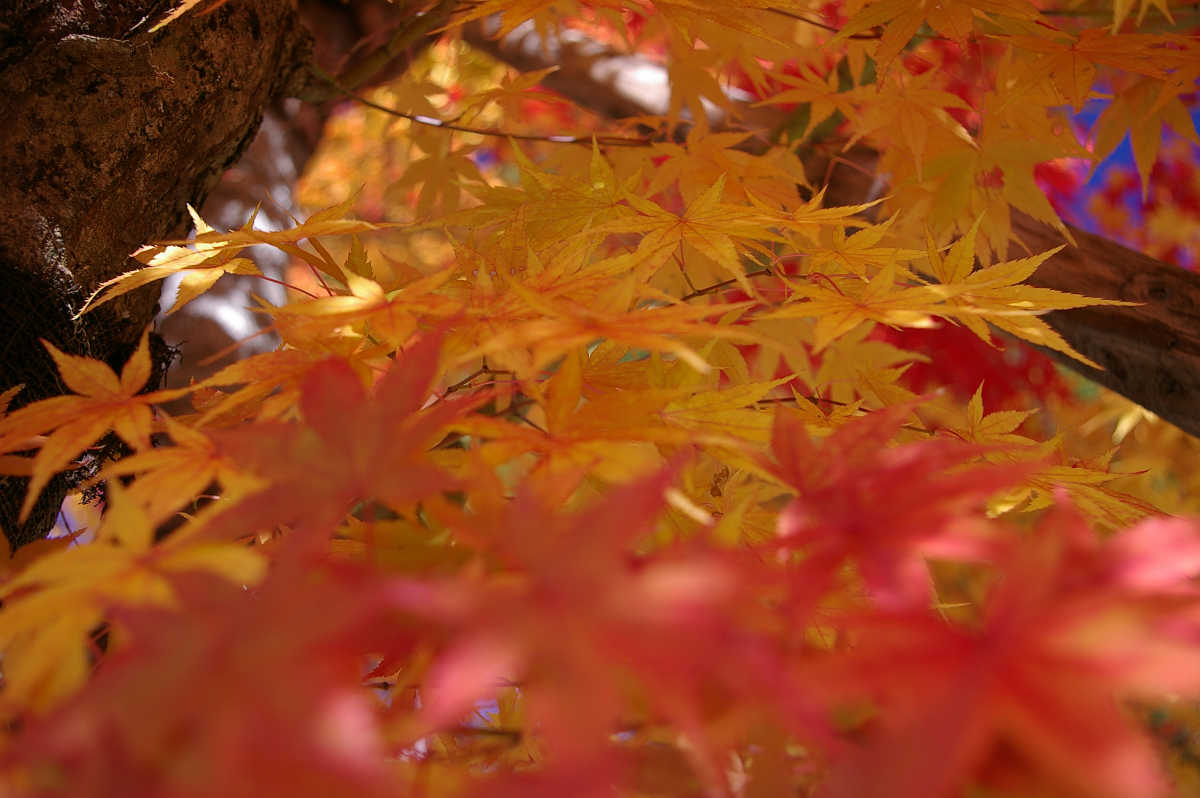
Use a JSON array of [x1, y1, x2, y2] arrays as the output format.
[[308, 65, 658, 148], [756, 395, 935, 435], [680, 268, 775, 301], [766, 7, 881, 39], [256, 274, 318, 299]]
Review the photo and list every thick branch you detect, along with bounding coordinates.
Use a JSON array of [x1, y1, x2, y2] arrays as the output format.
[[465, 20, 1200, 438], [0, 0, 310, 545], [819, 151, 1200, 440]]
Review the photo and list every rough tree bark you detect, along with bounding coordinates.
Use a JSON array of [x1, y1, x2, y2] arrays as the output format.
[[0, 0, 310, 546]]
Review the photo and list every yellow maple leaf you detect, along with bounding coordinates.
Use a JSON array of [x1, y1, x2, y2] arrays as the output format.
[[78, 204, 379, 316], [470, 144, 635, 247], [0, 482, 264, 708], [467, 272, 755, 376], [789, 213, 926, 281], [1092, 75, 1200, 200], [1111, 0, 1175, 31], [1004, 28, 1198, 108], [813, 325, 930, 408], [961, 384, 1039, 448], [661, 376, 793, 444], [448, 0, 590, 38], [601, 175, 782, 296], [835, 0, 1042, 69], [923, 227, 1132, 367], [100, 414, 263, 527], [644, 128, 810, 207], [0, 330, 190, 522], [765, 259, 942, 351], [456, 66, 567, 122], [194, 348, 331, 424], [847, 69, 978, 177], [269, 264, 460, 350], [753, 69, 857, 141]]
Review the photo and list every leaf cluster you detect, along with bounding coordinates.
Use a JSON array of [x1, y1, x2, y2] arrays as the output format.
[[1, 1, 1199, 796]]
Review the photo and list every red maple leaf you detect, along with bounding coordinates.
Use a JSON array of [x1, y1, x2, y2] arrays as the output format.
[[5, 556, 409, 798], [818, 500, 1200, 798], [386, 462, 831, 792], [768, 406, 1034, 609], [196, 329, 483, 547]]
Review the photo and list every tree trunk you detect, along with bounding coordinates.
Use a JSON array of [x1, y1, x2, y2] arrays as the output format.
[[0, 0, 310, 547]]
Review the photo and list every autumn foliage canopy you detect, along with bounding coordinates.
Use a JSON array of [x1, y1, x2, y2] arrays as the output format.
[[3, 0, 1200, 795]]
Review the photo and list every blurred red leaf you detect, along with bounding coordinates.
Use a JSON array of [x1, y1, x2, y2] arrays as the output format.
[[819, 500, 1200, 798], [391, 461, 831, 792], [768, 406, 1034, 609], [6, 556, 410, 798], [198, 329, 482, 546]]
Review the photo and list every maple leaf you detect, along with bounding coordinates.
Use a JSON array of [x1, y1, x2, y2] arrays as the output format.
[[448, 0, 597, 38], [955, 384, 1041, 448], [599, 175, 783, 296], [1111, 0, 1175, 30], [78, 204, 379, 316], [768, 404, 1034, 608], [655, 0, 811, 46], [194, 329, 482, 546], [764, 260, 943, 352], [846, 69, 978, 177], [785, 213, 926, 281], [268, 262, 460, 351], [464, 272, 755, 377], [7, 555, 406, 798], [921, 222, 1132, 368], [644, 128, 811, 208], [455, 344, 789, 484], [1023, 459, 1159, 531], [753, 69, 858, 142], [812, 326, 930, 408], [393, 142, 484, 219], [0, 482, 264, 709], [451, 143, 637, 257], [100, 414, 262, 527], [819, 500, 1200, 798], [1006, 27, 1196, 87], [943, 386, 1155, 526], [399, 463, 828, 788], [194, 344, 374, 425], [451, 348, 676, 481], [834, 0, 1042, 69], [0, 330, 190, 522], [456, 66, 567, 122], [1092, 75, 1200, 199], [664, 35, 733, 134], [661, 375, 794, 444]]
